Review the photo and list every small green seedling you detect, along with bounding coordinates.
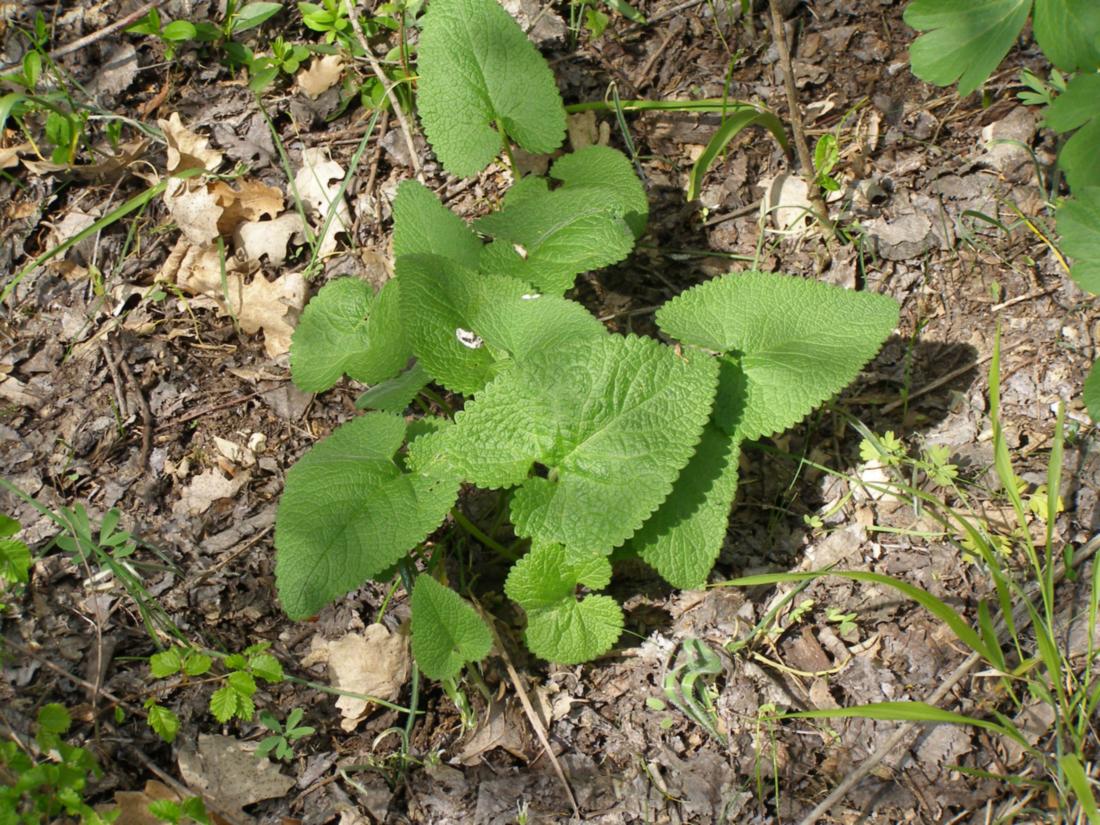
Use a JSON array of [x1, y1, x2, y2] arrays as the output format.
[[812, 133, 841, 193], [298, 0, 353, 46], [255, 708, 316, 761], [148, 796, 211, 825], [0, 514, 31, 612], [0, 704, 112, 824]]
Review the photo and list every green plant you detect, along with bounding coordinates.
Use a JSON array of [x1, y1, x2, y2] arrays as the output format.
[[298, 0, 354, 46], [0, 514, 31, 612], [146, 642, 284, 739], [273, 0, 898, 679], [0, 704, 115, 824], [903, 0, 1100, 419], [812, 133, 841, 193], [147, 796, 210, 825], [255, 708, 316, 761], [723, 333, 1100, 820]]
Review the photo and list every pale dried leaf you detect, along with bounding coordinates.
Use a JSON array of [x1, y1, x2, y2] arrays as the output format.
[[237, 212, 307, 265], [211, 179, 285, 232], [764, 173, 815, 235], [173, 469, 251, 516], [294, 147, 351, 257], [213, 436, 255, 468], [164, 178, 223, 246], [303, 625, 410, 731], [298, 54, 345, 99], [0, 143, 29, 169], [177, 734, 294, 814], [228, 272, 307, 358], [159, 112, 223, 173], [103, 779, 179, 825]]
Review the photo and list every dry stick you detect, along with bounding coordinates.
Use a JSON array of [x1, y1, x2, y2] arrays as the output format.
[[798, 534, 1100, 825], [765, 0, 832, 232], [116, 344, 154, 470], [880, 340, 1026, 416], [345, 0, 422, 181], [0, 0, 173, 72]]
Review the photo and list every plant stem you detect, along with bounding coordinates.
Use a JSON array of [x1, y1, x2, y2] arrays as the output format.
[[451, 508, 517, 560], [397, 559, 421, 767], [765, 0, 833, 232], [565, 98, 761, 114], [494, 118, 517, 179]]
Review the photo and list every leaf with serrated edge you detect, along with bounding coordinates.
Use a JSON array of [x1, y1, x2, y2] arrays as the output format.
[[417, 0, 566, 177], [903, 0, 1030, 97], [275, 413, 459, 619], [424, 335, 718, 554], [1045, 74, 1100, 191], [392, 180, 482, 267], [1084, 358, 1100, 424], [474, 149, 643, 294], [630, 425, 742, 589], [1057, 188, 1100, 294], [504, 543, 623, 663], [656, 271, 897, 441], [291, 277, 409, 393], [410, 574, 493, 680], [356, 361, 431, 412], [398, 253, 606, 394], [1032, 0, 1100, 73]]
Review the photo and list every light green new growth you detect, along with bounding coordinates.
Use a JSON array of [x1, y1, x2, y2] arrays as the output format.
[[1084, 359, 1100, 423], [290, 277, 409, 393], [1044, 74, 1100, 191], [504, 543, 623, 664], [630, 425, 743, 589], [275, 413, 459, 619], [904, 0, 1032, 97], [416, 0, 566, 176], [1057, 186, 1100, 294], [655, 272, 899, 441], [398, 254, 607, 394], [475, 146, 646, 294], [411, 574, 493, 680], [414, 335, 719, 554], [392, 179, 482, 267]]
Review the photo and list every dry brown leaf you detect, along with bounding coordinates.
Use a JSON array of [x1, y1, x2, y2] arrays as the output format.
[[159, 112, 223, 173], [295, 147, 351, 257], [173, 468, 251, 516], [177, 734, 295, 817], [211, 179, 285, 232], [0, 143, 30, 169], [297, 54, 345, 99], [164, 178, 223, 246], [230, 272, 307, 358], [104, 779, 179, 825], [302, 625, 410, 731], [236, 212, 307, 265]]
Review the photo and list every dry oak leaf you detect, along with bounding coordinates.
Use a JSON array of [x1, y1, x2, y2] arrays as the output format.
[[229, 271, 307, 358], [211, 179, 285, 233], [177, 734, 294, 818], [159, 112, 223, 173], [302, 624, 410, 731], [173, 468, 251, 516], [236, 211, 307, 265], [294, 146, 351, 257], [297, 54, 345, 99], [164, 177, 223, 246]]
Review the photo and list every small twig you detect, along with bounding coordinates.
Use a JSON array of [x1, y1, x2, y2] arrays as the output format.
[[880, 340, 1025, 415], [191, 525, 274, 585], [0, 0, 172, 73], [99, 340, 130, 420], [364, 107, 390, 223], [991, 286, 1060, 313], [344, 0, 422, 180], [154, 391, 263, 432], [765, 0, 832, 231]]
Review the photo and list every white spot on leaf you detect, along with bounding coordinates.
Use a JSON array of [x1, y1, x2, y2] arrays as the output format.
[[520, 293, 541, 301], [456, 328, 484, 349]]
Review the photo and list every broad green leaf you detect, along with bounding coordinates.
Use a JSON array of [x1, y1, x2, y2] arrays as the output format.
[[903, 0, 1030, 97], [1032, 0, 1100, 72], [0, 515, 18, 538], [37, 703, 71, 734], [392, 180, 482, 267], [355, 361, 431, 412], [146, 704, 180, 743], [1057, 187, 1100, 294], [410, 574, 493, 680], [416, 0, 566, 176], [1084, 358, 1100, 423], [149, 648, 182, 678], [0, 533, 30, 585], [630, 426, 742, 589], [275, 413, 459, 619], [504, 543, 623, 663], [655, 272, 898, 441], [548, 146, 649, 238], [474, 152, 642, 294], [291, 277, 410, 393], [248, 652, 284, 682], [1046, 74, 1100, 190], [209, 686, 239, 723], [398, 253, 607, 394], [417, 335, 719, 554]]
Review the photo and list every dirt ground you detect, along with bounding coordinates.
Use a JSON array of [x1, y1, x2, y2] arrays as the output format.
[[1, 0, 1098, 822]]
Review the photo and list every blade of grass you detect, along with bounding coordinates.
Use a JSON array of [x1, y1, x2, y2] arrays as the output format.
[[687, 106, 790, 201], [1059, 754, 1100, 824], [781, 701, 1027, 746]]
